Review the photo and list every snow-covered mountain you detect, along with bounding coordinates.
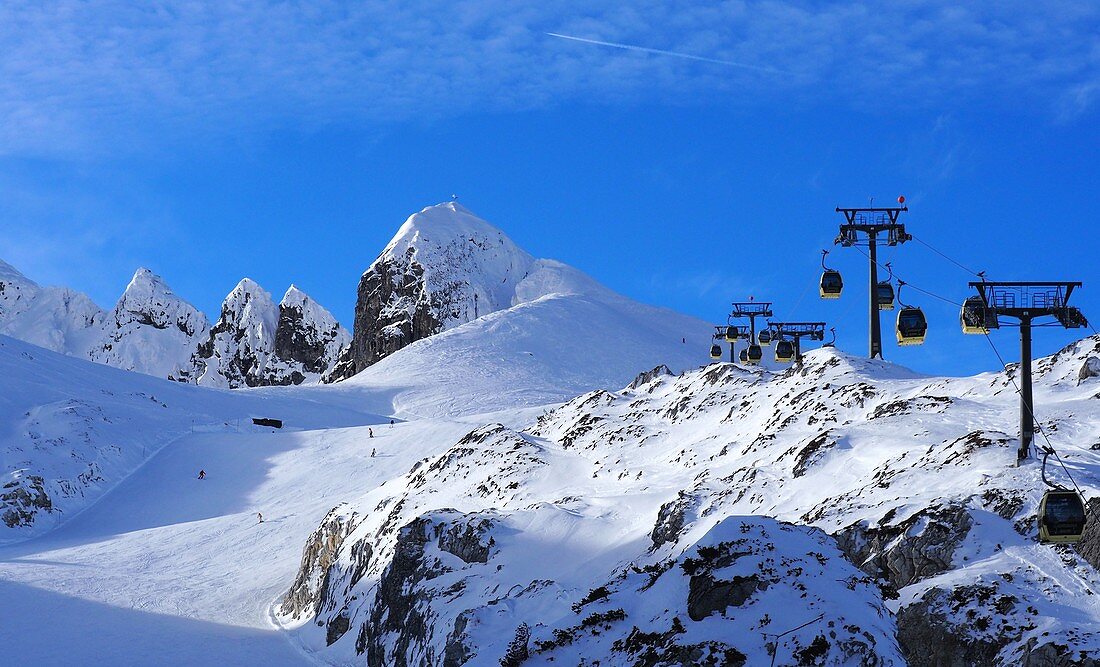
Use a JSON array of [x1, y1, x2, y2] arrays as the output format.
[[0, 263, 209, 379], [328, 202, 616, 381], [279, 337, 1100, 666], [0, 260, 349, 387], [0, 259, 105, 356], [3, 203, 1099, 666], [183, 280, 350, 388], [89, 268, 210, 379]]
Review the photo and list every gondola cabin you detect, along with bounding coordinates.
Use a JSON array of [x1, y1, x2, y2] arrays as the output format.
[[724, 326, 739, 343], [896, 308, 927, 346], [961, 296, 998, 335], [774, 339, 795, 363], [745, 344, 763, 365], [739, 349, 748, 363], [820, 270, 843, 299], [1038, 490, 1087, 544], [758, 329, 773, 346], [709, 344, 723, 360], [876, 282, 895, 311]]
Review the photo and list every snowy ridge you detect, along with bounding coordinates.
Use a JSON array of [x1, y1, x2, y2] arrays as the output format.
[[0, 258, 350, 387], [281, 337, 1100, 666]]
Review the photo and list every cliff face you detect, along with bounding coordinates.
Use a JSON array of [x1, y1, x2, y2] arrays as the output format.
[[185, 281, 349, 388]]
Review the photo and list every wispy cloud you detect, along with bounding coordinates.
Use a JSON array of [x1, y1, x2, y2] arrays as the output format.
[[0, 1, 1095, 157], [544, 32, 789, 74]]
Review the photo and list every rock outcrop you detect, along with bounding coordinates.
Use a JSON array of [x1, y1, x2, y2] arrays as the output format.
[[184, 280, 349, 387]]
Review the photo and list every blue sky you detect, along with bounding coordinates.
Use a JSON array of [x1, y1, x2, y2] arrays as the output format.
[[1, 1, 1098, 376]]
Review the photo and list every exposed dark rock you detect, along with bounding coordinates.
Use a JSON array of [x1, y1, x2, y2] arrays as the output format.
[[686, 573, 765, 621], [836, 503, 973, 589], [628, 365, 674, 391], [1, 475, 52, 528], [280, 505, 364, 620], [650, 491, 694, 550], [437, 517, 495, 564], [1080, 357, 1100, 385], [499, 622, 530, 667], [360, 512, 498, 666], [331, 252, 442, 381], [325, 613, 349, 646], [792, 431, 836, 478], [1075, 498, 1100, 571], [897, 586, 1006, 666]]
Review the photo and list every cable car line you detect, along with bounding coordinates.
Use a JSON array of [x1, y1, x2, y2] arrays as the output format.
[[910, 233, 985, 278], [851, 245, 962, 307]]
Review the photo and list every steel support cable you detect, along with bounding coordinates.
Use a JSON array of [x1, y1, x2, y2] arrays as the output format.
[[852, 246, 963, 307], [910, 233, 985, 277]]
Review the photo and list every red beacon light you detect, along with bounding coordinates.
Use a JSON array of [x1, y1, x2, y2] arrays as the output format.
[[897, 195, 906, 204]]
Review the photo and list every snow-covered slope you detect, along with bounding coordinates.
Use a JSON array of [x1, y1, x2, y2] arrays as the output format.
[[0, 334, 379, 542], [330, 202, 626, 380], [323, 290, 713, 419], [281, 337, 1100, 666]]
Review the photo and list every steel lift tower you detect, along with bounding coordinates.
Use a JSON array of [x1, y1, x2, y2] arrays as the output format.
[[767, 322, 828, 365], [834, 202, 912, 359], [729, 300, 774, 344], [967, 281, 1087, 462]]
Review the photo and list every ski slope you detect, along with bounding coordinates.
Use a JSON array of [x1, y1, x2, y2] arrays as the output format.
[[0, 418, 475, 665]]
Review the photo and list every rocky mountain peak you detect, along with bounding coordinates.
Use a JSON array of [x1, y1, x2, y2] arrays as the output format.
[[328, 203, 608, 382], [112, 268, 207, 337], [183, 279, 349, 388]]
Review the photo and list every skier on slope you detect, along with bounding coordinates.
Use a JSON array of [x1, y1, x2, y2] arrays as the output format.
[[257, 512, 264, 524]]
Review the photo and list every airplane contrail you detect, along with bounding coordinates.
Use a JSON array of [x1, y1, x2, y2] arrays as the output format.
[[546, 32, 786, 75]]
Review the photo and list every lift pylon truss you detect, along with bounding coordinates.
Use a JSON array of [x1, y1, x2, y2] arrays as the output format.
[[967, 280, 1087, 463]]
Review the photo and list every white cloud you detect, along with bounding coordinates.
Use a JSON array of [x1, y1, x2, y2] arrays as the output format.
[[0, 1, 1095, 156]]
